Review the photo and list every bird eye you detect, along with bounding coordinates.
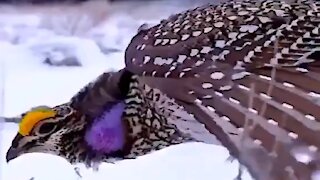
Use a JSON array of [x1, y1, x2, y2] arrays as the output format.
[[38, 122, 56, 134]]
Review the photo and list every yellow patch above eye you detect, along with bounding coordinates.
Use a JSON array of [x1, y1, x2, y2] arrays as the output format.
[[19, 109, 57, 136]]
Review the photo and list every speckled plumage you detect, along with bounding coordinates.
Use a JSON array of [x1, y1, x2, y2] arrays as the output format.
[[6, 0, 320, 180]]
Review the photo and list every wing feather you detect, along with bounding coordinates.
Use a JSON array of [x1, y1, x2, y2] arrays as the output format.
[[125, 0, 320, 179], [68, 0, 320, 179]]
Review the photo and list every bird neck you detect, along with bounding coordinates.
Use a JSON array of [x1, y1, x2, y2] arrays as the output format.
[[84, 102, 126, 154]]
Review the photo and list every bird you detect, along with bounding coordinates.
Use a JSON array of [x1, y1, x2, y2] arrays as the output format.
[[5, 0, 320, 179]]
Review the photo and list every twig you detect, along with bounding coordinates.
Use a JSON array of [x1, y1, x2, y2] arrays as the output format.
[[74, 167, 82, 179], [236, 24, 282, 179], [235, 82, 256, 180], [261, 30, 280, 178], [0, 117, 20, 123], [260, 29, 298, 179]]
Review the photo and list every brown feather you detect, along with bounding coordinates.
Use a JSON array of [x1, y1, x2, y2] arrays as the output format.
[[123, 0, 320, 179], [68, 0, 320, 179]]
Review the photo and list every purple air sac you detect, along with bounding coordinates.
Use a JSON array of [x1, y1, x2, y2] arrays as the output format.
[[85, 102, 126, 154]]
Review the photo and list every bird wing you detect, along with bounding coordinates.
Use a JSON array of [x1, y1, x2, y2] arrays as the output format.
[[124, 0, 320, 179]]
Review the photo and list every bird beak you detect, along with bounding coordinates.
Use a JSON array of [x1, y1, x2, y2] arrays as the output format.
[[6, 146, 20, 162], [6, 133, 24, 163]]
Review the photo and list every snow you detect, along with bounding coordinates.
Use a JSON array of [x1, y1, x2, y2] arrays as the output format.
[[0, 3, 253, 180], [2, 122, 253, 180]]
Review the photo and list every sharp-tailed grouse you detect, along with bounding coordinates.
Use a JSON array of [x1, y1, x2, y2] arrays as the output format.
[[6, 0, 320, 179]]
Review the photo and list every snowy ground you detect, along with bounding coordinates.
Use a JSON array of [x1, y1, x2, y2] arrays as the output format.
[[0, 1, 253, 180]]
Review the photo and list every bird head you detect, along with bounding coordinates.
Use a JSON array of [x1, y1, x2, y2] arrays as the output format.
[[5, 104, 88, 164], [5, 71, 131, 167]]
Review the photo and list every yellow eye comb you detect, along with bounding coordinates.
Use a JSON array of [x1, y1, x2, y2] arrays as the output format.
[[19, 109, 57, 136]]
